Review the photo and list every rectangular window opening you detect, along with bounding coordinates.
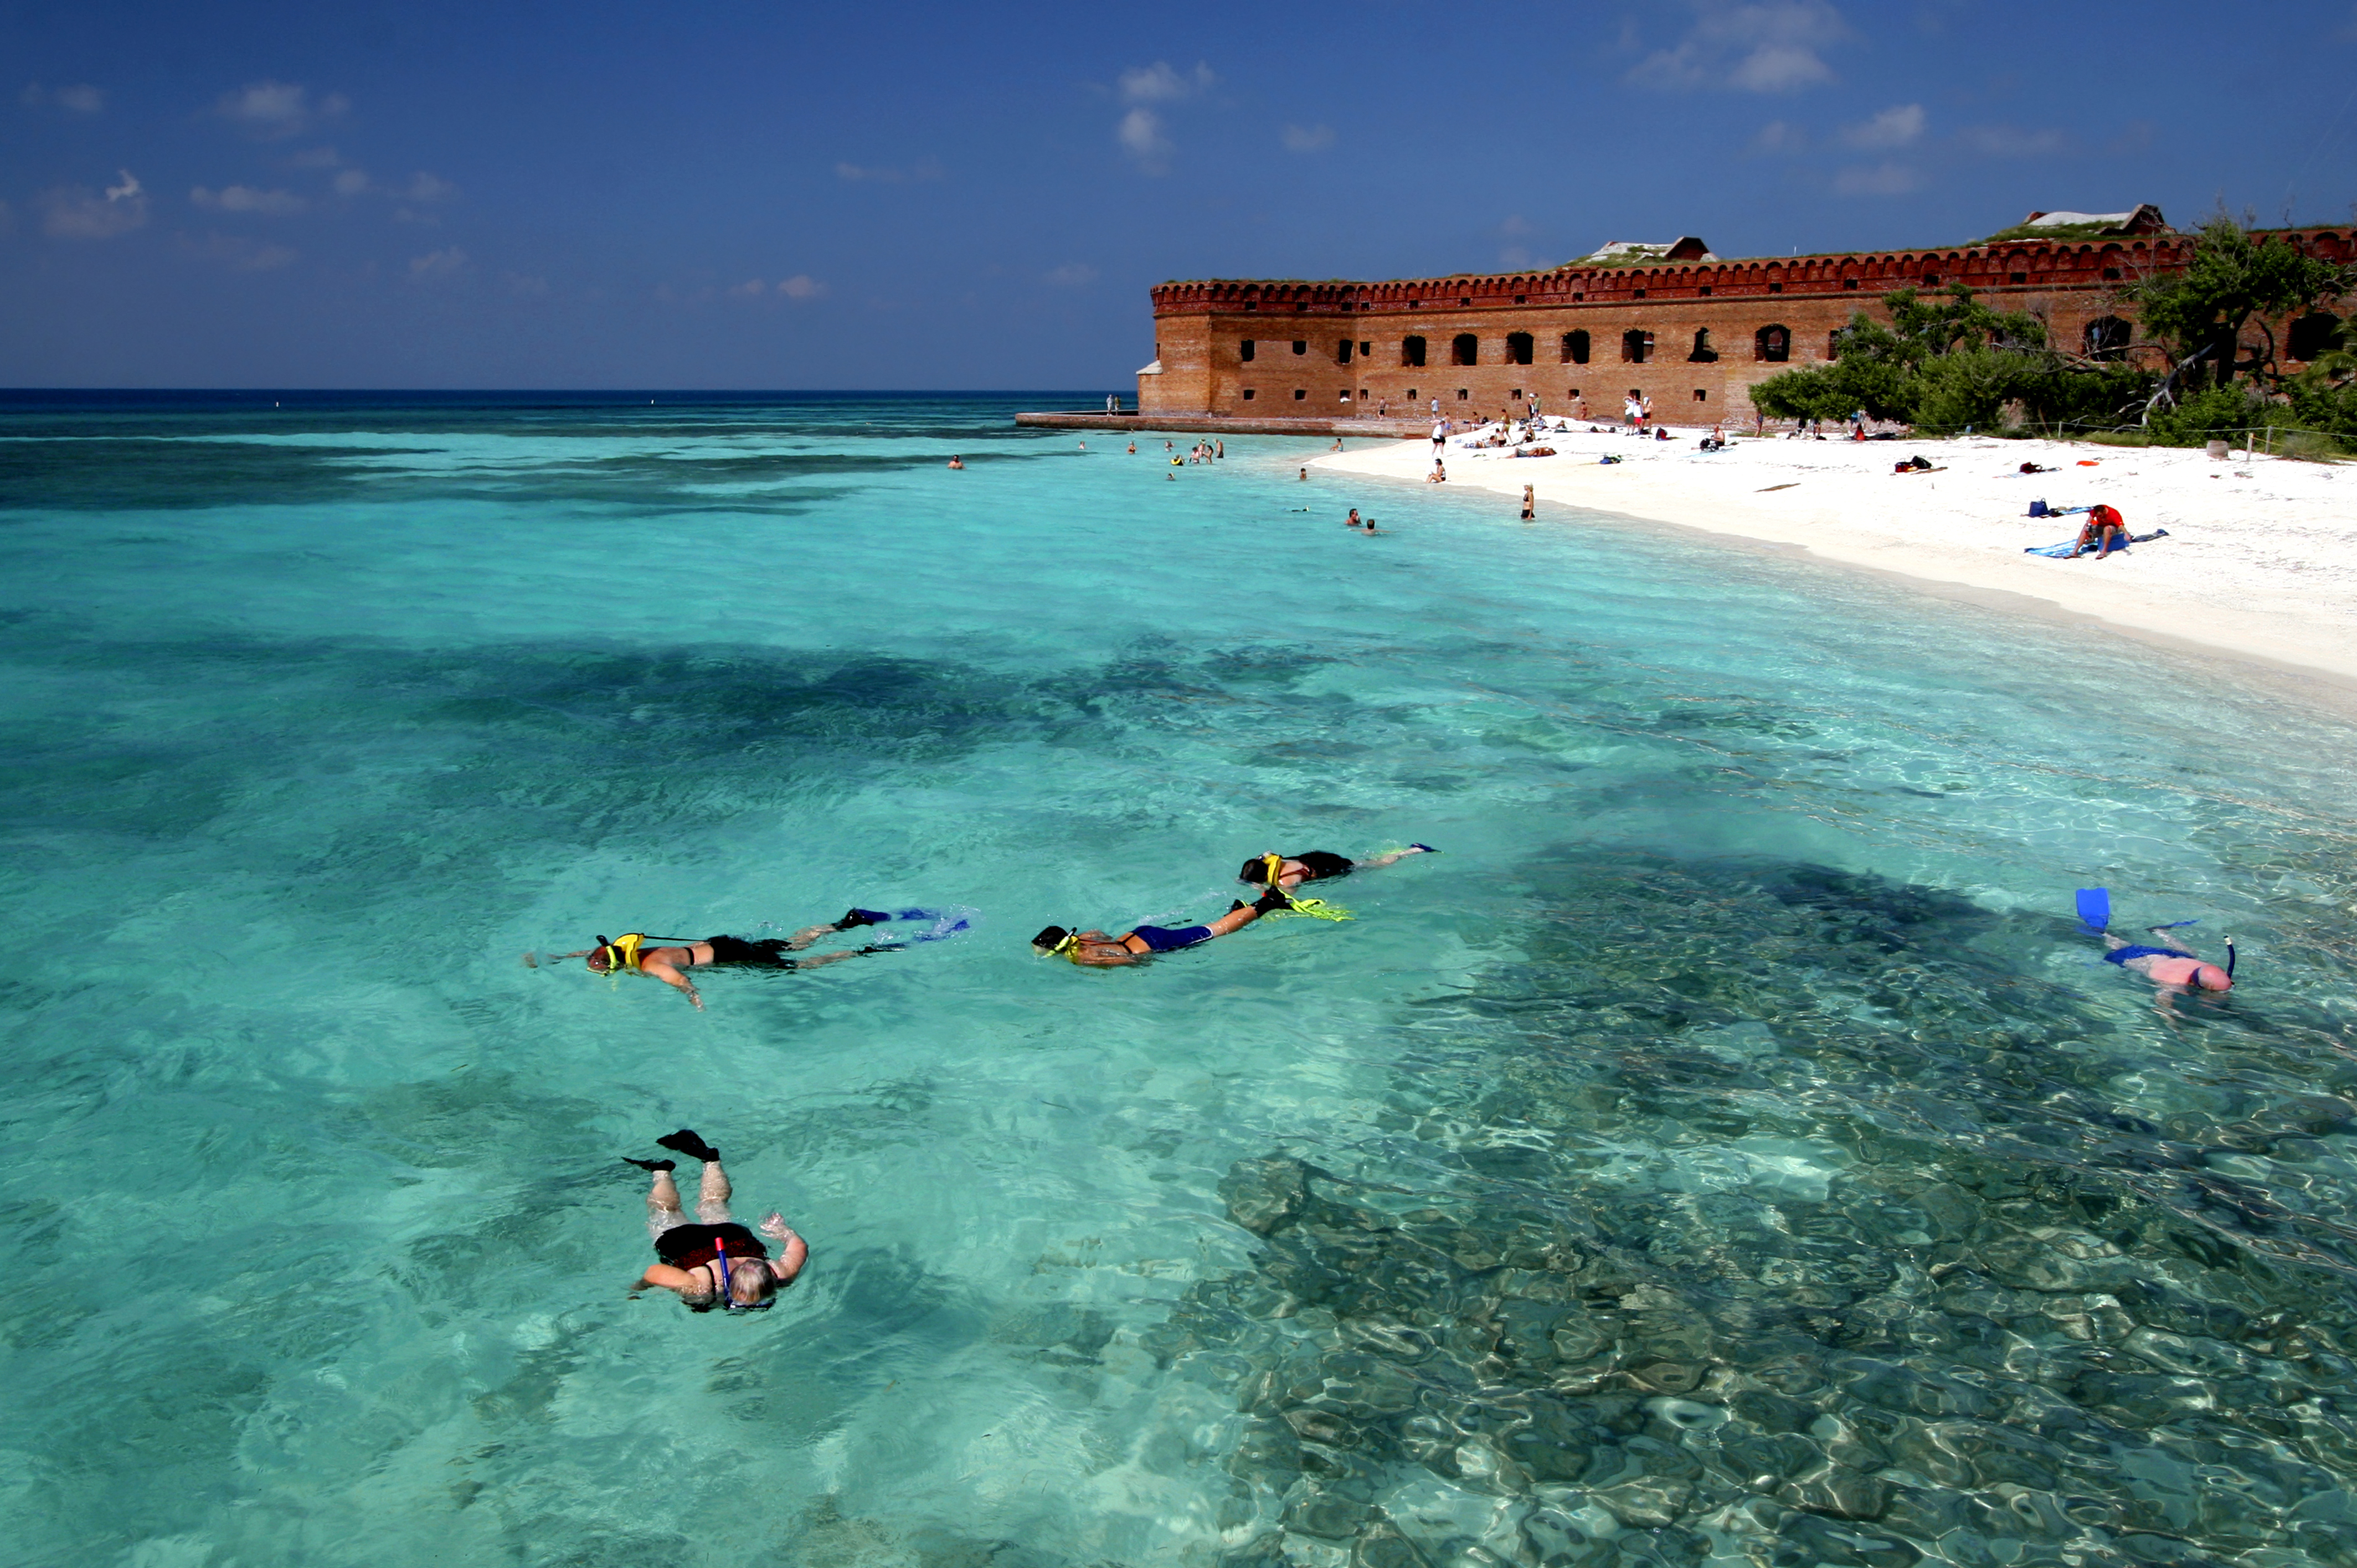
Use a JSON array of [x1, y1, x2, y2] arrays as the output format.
[[1291, 341, 1307, 355], [1293, 389, 1306, 400], [1693, 389, 1707, 402], [1769, 282, 1783, 293], [1242, 388, 1256, 400], [1240, 339, 1255, 362]]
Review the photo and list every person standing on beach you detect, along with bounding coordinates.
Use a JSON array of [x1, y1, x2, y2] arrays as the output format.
[[624, 1129, 809, 1311], [1432, 420, 1446, 455], [1639, 393, 1654, 431]]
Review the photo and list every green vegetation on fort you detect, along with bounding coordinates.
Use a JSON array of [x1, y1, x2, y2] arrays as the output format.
[[1748, 217, 2356, 451]]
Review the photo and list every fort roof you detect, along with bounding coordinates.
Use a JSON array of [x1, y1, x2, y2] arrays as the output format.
[[1151, 222, 2355, 317]]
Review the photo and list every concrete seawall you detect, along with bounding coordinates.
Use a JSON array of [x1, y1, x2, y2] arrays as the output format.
[[1016, 410, 1429, 439]]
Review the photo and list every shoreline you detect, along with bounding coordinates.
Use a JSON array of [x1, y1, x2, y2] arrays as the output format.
[[1311, 427, 2357, 699]]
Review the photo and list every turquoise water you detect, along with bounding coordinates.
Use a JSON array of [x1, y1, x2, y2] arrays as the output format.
[[6, 392, 2357, 1568]]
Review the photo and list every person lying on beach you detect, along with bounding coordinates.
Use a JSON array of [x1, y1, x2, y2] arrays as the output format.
[[1239, 845, 1436, 892], [2019, 461, 2052, 474], [548, 914, 899, 1008], [1032, 892, 1285, 967], [624, 1129, 808, 1311], [2068, 503, 2127, 558]]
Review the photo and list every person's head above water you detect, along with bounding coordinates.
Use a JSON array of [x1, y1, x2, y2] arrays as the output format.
[[2182, 962, 2234, 992], [1031, 925, 1077, 956], [681, 1256, 778, 1313]]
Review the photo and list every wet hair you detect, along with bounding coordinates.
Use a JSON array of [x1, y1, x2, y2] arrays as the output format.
[[1031, 925, 1072, 953], [726, 1258, 776, 1307], [1238, 857, 1274, 885]]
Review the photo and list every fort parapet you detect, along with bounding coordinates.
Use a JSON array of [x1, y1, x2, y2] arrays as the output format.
[[1123, 220, 2355, 428]]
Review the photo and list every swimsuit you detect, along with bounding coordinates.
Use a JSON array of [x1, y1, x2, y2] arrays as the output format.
[[2105, 945, 2192, 966], [655, 1221, 769, 1269], [699, 936, 800, 969], [1129, 923, 1214, 953]]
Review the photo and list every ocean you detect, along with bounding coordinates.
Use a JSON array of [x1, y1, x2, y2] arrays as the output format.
[[4, 390, 2357, 1568]]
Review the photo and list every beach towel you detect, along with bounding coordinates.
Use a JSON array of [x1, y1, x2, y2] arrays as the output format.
[[2023, 529, 2168, 558]]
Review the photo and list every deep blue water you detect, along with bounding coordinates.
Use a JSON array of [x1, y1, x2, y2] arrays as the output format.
[[5, 391, 2357, 1568]]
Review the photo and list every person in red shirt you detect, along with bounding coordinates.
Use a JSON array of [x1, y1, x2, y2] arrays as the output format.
[[2070, 503, 2128, 558]]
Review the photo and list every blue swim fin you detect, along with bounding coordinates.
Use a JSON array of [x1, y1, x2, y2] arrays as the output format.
[[2076, 888, 2111, 932]]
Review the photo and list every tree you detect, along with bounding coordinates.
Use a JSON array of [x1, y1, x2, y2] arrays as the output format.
[[2123, 215, 2350, 416]]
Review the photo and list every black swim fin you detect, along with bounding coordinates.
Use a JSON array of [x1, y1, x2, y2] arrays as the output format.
[[656, 1129, 721, 1163], [836, 907, 891, 929], [622, 1157, 675, 1173]]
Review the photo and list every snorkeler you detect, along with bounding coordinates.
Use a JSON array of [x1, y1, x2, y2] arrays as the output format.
[[1239, 845, 1437, 893], [2077, 888, 2234, 998], [1032, 889, 1288, 967], [624, 1129, 807, 1312], [543, 911, 902, 1009]]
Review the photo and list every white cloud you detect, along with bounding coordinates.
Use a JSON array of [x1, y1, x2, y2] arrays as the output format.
[[1750, 118, 1808, 153], [1499, 245, 1533, 269], [1629, 1, 1847, 92], [186, 231, 299, 271], [192, 184, 306, 214], [40, 171, 146, 238], [21, 82, 106, 112], [403, 172, 456, 202], [1114, 60, 1212, 170], [408, 245, 469, 278], [727, 278, 768, 298], [1498, 214, 1534, 236], [1118, 106, 1171, 163], [1044, 262, 1098, 287], [217, 81, 345, 139], [835, 157, 943, 182], [1840, 103, 1923, 149], [1118, 61, 1214, 104], [777, 274, 825, 299], [332, 168, 370, 195], [1282, 122, 1335, 153], [1834, 161, 1919, 196], [1958, 123, 2068, 157]]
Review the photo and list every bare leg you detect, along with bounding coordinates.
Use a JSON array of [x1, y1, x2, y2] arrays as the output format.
[[646, 1168, 688, 1244], [696, 1159, 734, 1226]]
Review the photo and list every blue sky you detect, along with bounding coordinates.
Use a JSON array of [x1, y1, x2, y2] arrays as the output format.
[[5, 0, 2354, 389]]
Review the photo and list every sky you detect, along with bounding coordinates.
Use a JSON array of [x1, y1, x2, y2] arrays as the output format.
[[5, 0, 2356, 389]]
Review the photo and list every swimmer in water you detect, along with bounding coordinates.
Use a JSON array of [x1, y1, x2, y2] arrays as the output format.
[[1239, 845, 1436, 893], [2103, 926, 2234, 997], [947, 456, 964, 470], [544, 912, 900, 1009], [624, 1129, 807, 1311], [1033, 890, 1288, 967]]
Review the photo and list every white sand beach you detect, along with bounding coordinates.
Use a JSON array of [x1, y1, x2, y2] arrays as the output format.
[[1314, 426, 2357, 688]]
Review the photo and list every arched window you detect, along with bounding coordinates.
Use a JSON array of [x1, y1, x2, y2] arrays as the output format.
[[1451, 333, 1479, 365], [1401, 336, 1428, 367], [2082, 316, 2130, 361], [1687, 329, 1718, 363], [1754, 324, 1791, 363], [1621, 329, 1654, 364], [1505, 332, 1534, 365], [2289, 312, 2341, 361], [1562, 330, 1590, 364]]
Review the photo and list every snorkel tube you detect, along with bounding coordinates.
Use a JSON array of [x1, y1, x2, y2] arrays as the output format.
[[2226, 936, 2237, 981]]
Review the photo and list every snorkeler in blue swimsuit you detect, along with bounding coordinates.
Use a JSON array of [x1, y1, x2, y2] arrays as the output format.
[[1032, 890, 1288, 967]]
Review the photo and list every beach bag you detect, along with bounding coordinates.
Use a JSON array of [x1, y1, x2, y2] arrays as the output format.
[[2027, 498, 2050, 518]]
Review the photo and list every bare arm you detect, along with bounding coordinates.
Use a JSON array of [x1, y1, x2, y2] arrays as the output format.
[[1357, 845, 1436, 871], [636, 958, 703, 1009], [636, 1263, 698, 1294], [760, 1214, 809, 1284]]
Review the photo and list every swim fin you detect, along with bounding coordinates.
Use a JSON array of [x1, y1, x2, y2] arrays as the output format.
[[2075, 888, 2111, 932], [622, 1157, 676, 1173], [656, 1129, 721, 1163], [836, 908, 892, 929]]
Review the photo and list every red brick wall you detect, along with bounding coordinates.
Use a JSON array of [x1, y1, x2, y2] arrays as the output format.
[[1138, 229, 2357, 422]]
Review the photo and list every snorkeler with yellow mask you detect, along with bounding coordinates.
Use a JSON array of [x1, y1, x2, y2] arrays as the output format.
[[1032, 889, 1289, 968], [535, 910, 908, 1009]]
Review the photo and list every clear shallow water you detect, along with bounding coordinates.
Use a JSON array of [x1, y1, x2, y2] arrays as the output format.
[[6, 392, 2357, 1568]]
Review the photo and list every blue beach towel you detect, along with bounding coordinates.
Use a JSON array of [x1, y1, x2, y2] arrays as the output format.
[[2023, 529, 2168, 558]]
